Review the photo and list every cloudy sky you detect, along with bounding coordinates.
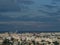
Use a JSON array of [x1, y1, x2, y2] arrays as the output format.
[[0, 0, 60, 32]]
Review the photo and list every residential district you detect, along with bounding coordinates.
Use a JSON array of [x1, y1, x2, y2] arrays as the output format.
[[0, 32, 60, 45]]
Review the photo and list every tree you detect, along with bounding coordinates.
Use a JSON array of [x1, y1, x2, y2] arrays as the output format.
[[2, 39, 10, 45], [53, 41, 59, 45]]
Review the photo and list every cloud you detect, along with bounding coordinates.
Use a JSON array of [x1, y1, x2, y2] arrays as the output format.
[[0, 0, 60, 23], [38, 4, 60, 17], [43, 5, 57, 9], [18, 0, 34, 5], [0, 0, 60, 32], [52, 0, 60, 2], [0, 0, 34, 12], [0, 21, 60, 31], [0, 0, 21, 12], [0, 13, 59, 23]]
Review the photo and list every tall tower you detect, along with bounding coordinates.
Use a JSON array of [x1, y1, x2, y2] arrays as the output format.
[[14, 30, 18, 33]]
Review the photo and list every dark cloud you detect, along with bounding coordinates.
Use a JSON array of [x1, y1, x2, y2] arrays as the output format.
[[0, 14, 58, 23], [43, 5, 57, 9], [38, 4, 60, 17], [18, 0, 34, 5], [37, 4, 60, 23], [0, 0, 21, 12], [16, 0, 35, 12], [0, 0, 60, 32], [38, 9, 49, 14], [0, 21, 60, 32], [0, 7, 20, 12], [0, 14, 14, 21], [0, 0, 34, 12], [52, 0, 60, 2], [51, 0, 60, 5], [38, 9, 60, 17]]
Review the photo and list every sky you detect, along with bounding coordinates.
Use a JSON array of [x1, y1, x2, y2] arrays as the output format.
[[0, 0, 60, 32]]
